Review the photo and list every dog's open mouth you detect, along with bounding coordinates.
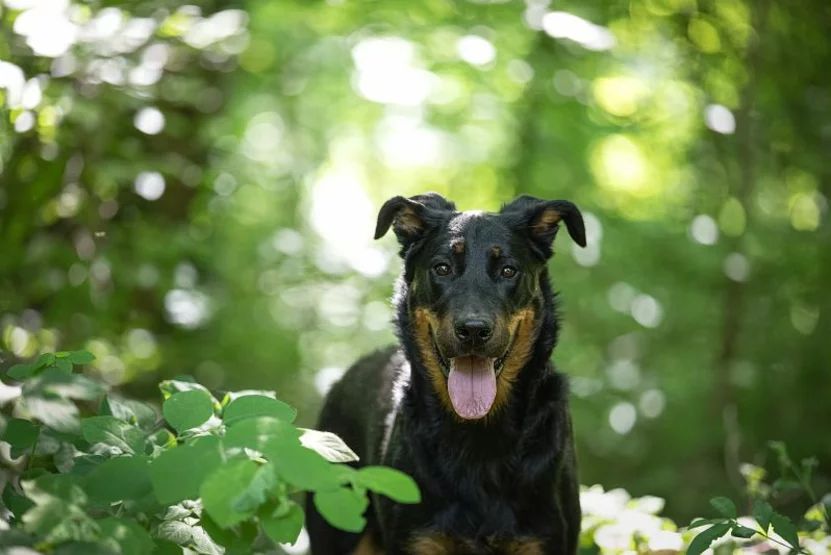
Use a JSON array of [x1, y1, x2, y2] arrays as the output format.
[[430, 332, 515, 420]]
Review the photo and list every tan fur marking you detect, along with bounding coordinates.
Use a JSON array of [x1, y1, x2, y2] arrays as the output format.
[[490, 245, 502, 257], [492, 308, 537, 413], [408, 533, 456, 555], [413, 308, 454, 413], [409, 533, 545, 554], [451, 238, 465, 254], [353, 530, 384, 555], [503, 538, 545, 555], [531, 208, 561, 235]]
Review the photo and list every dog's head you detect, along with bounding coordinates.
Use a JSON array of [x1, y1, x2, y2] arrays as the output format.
[[375, 193, 585, 421]]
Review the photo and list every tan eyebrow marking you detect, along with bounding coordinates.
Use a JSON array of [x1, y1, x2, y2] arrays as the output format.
[[451, 238, 465, 254], [490, 246, 502, 258]]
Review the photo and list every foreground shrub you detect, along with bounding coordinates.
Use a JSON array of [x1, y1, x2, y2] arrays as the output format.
[[0, 351, 419, 553]]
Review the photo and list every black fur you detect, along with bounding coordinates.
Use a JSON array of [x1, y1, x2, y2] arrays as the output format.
[[307, 194, 584, 555]]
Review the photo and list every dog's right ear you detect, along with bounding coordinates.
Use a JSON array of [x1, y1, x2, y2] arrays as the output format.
[[374, 193, 454, 252]]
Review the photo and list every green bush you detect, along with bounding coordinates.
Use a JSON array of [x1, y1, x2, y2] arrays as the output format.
[[0, 351, 419, 553], [2, 351, 828, 554]]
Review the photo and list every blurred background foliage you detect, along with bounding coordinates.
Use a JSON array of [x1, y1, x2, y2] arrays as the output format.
[[1, 0, 829, 524]]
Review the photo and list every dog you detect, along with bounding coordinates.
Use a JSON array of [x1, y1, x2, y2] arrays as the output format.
[[306, 193, 585, 555]]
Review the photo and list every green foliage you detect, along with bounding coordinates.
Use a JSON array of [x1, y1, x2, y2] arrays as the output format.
[[686, 443, 831, 555], [0, 352, 421, 554]]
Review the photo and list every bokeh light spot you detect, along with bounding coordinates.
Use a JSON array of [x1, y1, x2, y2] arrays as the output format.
[[542, 11, 616, 51], [609, 402, 637, 434], [704, 104, 735, 134], [134, 107, 165, 135], [456, 35, 496, 66], [134, 171, 166, 200], [689, 215, 718, 245], [723, 252, 750, 282]]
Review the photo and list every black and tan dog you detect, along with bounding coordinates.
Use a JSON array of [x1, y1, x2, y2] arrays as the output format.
[[307, 193, 585, 555]]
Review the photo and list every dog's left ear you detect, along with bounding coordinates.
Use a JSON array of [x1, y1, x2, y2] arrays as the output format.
[[501, 195, 586, 256], [374, 192, 455, 254]]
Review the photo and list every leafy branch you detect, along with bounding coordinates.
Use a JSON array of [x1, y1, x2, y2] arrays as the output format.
[[688, 496, 807, 554], [0, 350, 421, 553]]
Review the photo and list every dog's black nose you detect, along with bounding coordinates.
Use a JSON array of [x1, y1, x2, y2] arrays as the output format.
[[454, 319, 493, 344]]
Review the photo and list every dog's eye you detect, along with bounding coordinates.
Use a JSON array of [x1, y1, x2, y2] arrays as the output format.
[[433, 263, 451, 276], [500, 265, 518, 279]]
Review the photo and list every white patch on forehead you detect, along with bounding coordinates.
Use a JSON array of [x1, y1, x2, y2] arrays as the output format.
[[448, 210, 486, 234]]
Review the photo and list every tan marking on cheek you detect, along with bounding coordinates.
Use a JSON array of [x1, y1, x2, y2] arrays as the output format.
[[492, 307, 538, 413], [502, 538, 545, 555], [413, 308, 454, 412], [353, 530, 384, 555]]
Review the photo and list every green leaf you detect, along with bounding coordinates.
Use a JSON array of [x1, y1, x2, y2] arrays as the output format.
[[21, 396, 81, 434], [83, 455, 152, 503], [753, 499, 774, 531], [710, 496, 737, 518], [54, 358, 73, 373], [8, 361, 38, 380], [223, 395, 297, 425], [67, 351, 95, 364], [356, 466, 421, 503], [200, 512, 259, 554], [149, 435, 223, 504], [200, 459, 261, 528], [7, 353, 54, 380], [3, 485, 35, 519], [689, 517, 722, 529], [163, 390, 214, 433], [100, 396, 158, 430], [3, 418, 39, 458], [157, 519, 223, 555], [159, 378, 217, 402], [81, 416, 146, 455], [230, 463, 278, 513], [731, 524, 757, 538], [299, 429, 359, 463], [686, 522, 732, 555], [36, 352, 56, 367], [97, 517, 154, 555], [313, 487, 368, 533], [270, 443, 341, 491], [20, 475, 98, 544], [223, 416, 301, 452], [261, 500, 304, 544], [24, 369, 105, 401], [770, 512, 801, 549]]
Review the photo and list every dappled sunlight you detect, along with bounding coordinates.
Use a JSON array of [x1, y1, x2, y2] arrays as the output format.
[[351, 37, 437, 106], [1, 0, 829, 540], [592, 76, 649, 118], [541, 11, 616, 51], [309, 170, 388, 277], [590, 134, 652, 195]]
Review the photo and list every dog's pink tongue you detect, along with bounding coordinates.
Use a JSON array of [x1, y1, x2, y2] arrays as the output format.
[[447, 356, 497, 420]]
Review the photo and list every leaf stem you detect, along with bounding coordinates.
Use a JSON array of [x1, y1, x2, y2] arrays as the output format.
[[753, 525, 808, 554]]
